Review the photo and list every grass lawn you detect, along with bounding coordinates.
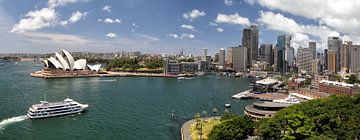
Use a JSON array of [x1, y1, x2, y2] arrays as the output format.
[[190, 118, 221, 140]]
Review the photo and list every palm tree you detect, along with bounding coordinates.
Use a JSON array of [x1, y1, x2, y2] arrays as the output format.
[[212, 108, 218, 119], [202, 110, 207, 122]]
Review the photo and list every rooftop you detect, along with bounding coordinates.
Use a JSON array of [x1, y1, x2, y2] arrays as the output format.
[[319, 80, 355, 88], [256, 78, 279, 85], [253, 101, 294, 108]]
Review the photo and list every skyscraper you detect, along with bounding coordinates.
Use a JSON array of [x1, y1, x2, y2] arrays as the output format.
[[232, 46, 247, 72], [219, 48, 225, 68], [203, 48, 208, 57], [276, 35, 291, 73], [259, 44, 274, 66], [251, 25, 259, 61], [328, 50, 336, 73], [242, 25, 259, 68], [297, 47, 313, 74], [327, 37, 342, 72], [324, 49, 328, 71], [341, 41, 351, 70], [309, 41, 316, 59], [286, 46, 295, 71], [350, 45, 360, 72], [226, 47, 233, 67]]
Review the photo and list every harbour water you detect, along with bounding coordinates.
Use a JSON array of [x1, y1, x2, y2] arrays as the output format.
[[0, 62, 252, 140]]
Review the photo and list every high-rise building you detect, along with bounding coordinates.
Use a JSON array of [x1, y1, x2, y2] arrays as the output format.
[[219, 48, 225, 68], [203, 48, 208, 57], [286, 46, 295, 71], [297, 47, 313, 74], [327, 50, 337, 73], [312, 59, 320, 75], [273, 46, 278, 72], [179, 48, 184, 57], [276, 35, 291, 73], [251, 25, 259, 61], [242, 25, 259, 68], [309, 42, 316, 59], [214, 53, 219, 63], [201, 48, 211, 72], [324, 49, 328, 71], [226, 47, 233, 67], [232, 46, 248, 72], [327, 37, 342, 72], [350, 45, 360, 72], [341, 41, 351, 70], [259, 44, 274, 66]]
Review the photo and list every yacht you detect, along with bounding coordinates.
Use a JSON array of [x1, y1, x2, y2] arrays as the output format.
[[273, 95, 300, 104], [27, 98, 89, 119], [177, 77, 186, 80]]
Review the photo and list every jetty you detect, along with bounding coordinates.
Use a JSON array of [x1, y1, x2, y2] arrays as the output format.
[[232, 89, 251, 99]]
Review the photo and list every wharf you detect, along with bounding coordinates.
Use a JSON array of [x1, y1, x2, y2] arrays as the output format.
[[232, 89, 251, 99]]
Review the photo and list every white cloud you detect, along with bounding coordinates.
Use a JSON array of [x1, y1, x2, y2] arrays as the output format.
[[18, 31, 89, 45], [209, 22, 218, 26], [133, 33, 160, 42], [183, 9, 206, 21], [224, 0, 235, 6], [244, 0, 255, 5], [60, 11, 87, 26], [68, 11, 87, 23], [215, 13, 250, 26], [216, 27, 224, 32], [11, 0, 88, 32], [132, 23, 138, 27], [106, 32, 117, 38], [48, 0, 86, 8], [180, 24, 198, 32], [102, 5, 111, 12], [11, 8, 57, 33], [258, 11, 340, 49], [167, 33, 195, 39], [99, 18, 121, 24], [254, 0, 360, 36]]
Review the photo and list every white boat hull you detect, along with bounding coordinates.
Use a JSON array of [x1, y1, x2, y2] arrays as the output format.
[[27, 104, 88, 119]]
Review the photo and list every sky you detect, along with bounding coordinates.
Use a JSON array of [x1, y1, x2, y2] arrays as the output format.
[[1, 0, 360, 56]]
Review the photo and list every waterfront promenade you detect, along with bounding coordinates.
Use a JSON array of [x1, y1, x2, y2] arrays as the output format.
[[30, 70, 178, 79], [181, 117, 220, 140]]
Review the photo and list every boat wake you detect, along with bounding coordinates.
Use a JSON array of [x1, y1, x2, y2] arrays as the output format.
[[0, 115, 28, 131]]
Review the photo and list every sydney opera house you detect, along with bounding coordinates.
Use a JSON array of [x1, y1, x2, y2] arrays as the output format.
[[42, 49, 101, 72], [31, 49, 102, 78]]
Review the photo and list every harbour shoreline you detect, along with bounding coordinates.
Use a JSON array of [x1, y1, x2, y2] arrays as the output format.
[[30, 70, 178, 79]]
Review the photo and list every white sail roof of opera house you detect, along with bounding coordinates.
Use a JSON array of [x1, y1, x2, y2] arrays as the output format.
[[87, 64, 102, 72], [42, 49, 90, 71]]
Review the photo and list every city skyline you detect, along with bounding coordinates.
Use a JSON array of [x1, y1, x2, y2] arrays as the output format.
[[1, 0, 360, 55]]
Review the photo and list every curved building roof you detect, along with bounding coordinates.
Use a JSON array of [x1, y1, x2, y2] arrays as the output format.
[[74, 59, 87, 70], [253, 101, 293, 108], [62, 49, 75, 70], [55, 52, 70, 70], [87, 64, 101, 72], [48, 57, 64, 69]]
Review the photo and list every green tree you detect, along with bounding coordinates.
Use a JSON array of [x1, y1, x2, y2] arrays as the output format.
[[346, 74, 357, 84], [212, 108, 218, 119], [257, 94, 360, 139], [208, 116, 255, 140]]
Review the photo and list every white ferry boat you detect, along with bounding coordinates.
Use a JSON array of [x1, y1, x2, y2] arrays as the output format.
[[27, 98, 89, 119], [273, 95, 300, 104]]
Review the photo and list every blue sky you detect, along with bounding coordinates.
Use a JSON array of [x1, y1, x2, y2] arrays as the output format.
[[1, 0, 359, 55]]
